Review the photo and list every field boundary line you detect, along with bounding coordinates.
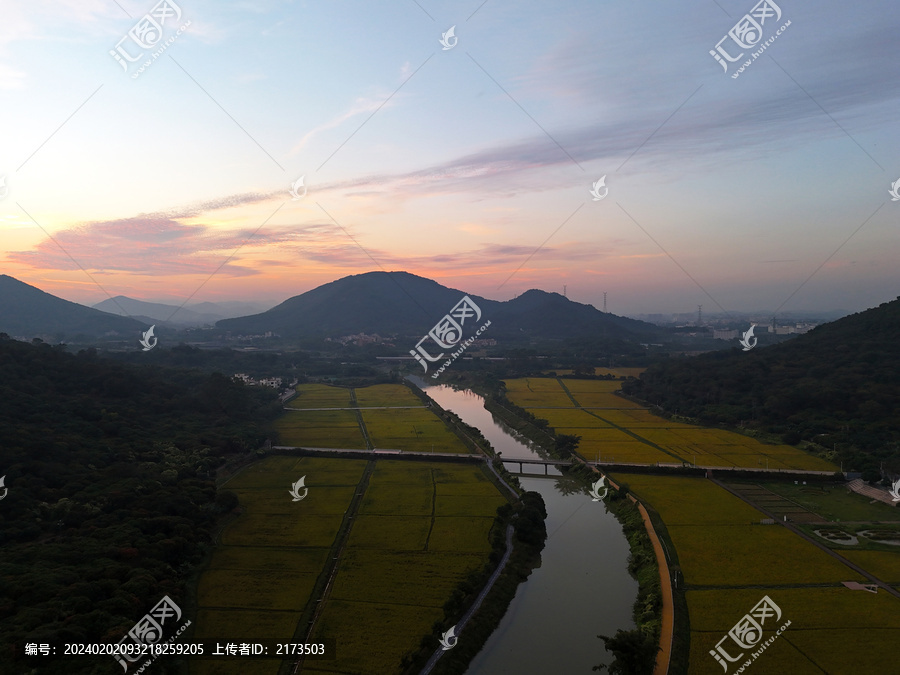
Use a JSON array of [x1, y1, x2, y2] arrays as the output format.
[[350, 387, 374, 450], [290, 459, 376, 674], [555, 377, 582, 407], [424, 468, 437, 550], [709, 477, 900, 600]]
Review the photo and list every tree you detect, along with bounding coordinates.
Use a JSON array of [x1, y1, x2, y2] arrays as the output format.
[[595, 628, 659, 674]]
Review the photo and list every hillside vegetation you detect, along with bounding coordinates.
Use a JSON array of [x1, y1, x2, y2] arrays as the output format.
[[0, 337, 280, 674], [622, 297, 900, 476]]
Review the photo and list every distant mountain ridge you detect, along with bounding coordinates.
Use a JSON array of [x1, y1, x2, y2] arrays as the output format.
[[0, 275, 146, 340], [92, 296, 270, 327], [0, 271, 659, 344], [215, 271, 659, 340]]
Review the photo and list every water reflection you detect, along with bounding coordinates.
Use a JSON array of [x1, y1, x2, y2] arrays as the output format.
[[407, 378, 638, 674]]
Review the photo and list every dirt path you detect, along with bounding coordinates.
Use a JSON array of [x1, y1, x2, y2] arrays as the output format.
[[602, 475, 673, 675], [634, 498, 674, 675]]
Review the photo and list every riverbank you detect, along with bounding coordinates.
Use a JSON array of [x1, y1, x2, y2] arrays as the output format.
[[423, 377, 664, 672]]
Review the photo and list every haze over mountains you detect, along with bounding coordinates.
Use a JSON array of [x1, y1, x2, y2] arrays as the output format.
[[0, 271, 661, 343], [0, 271, 886, 350], [0, 274, 145, 339], [215, 271, 659, 340], [92, 296, 271, 327]]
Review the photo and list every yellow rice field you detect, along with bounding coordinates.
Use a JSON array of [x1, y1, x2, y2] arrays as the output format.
[[503, 378, 837, 471]]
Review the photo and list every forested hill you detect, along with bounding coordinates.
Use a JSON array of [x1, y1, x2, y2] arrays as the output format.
[[0, 337, 280, 673], [622, 297, 900, 475]]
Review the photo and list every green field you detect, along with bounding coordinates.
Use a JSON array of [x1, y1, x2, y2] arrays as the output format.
[[289, 383, 353, 408], [761, 481, 900, 522], [354, 383, 424, 407], [688, 585, 900, 674], [273, 409, 365, 448], [190, 456, 366, 675], [361, 407, 472, 453], [614, 472, 900, 675], [276, 384, 472, 453], [191, 457, 507, 675], [308, 460, 507, 674], [838, 550, 900, 582]]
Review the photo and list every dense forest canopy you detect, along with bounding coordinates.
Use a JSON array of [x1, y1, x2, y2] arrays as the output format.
[[622, 297, 900, 477], [0, 336, 280, 674]]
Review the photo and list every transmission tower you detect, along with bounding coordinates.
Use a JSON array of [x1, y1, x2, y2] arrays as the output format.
[[697, 305, 703, 325], [603, 292, 607, 313]]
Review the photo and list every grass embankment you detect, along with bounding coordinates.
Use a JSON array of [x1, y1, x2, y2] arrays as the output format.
[[594, 476, 664, 673]]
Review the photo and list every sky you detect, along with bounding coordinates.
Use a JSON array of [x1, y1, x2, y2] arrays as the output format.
[[0, 0, 898, 318]]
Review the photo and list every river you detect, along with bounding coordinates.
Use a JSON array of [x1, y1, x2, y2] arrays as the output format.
[[409, 378, 638, 674]]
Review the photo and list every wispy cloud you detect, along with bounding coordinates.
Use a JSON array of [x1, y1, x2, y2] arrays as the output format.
[[7, 216, 344, 276], [291, 95, 400, 154]]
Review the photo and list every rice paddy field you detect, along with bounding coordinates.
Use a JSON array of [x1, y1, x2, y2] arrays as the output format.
[[306, 460, 507, 675], [190, 455, 367, 675], [190, 456, 507, 675], [288, 383, 354, 408], [275, 383, 473, 454], [354, 383, 423, 407], [361, 407, 472, 453], [613, 472, 900, 675], [503, 377, 837, 471]]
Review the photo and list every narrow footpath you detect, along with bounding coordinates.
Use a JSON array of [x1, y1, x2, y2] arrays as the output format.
[[291, 460, 375, 674], [419, 524, 516, 675], [603, 474, 674, 675], [634, 499, 674, 675]]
